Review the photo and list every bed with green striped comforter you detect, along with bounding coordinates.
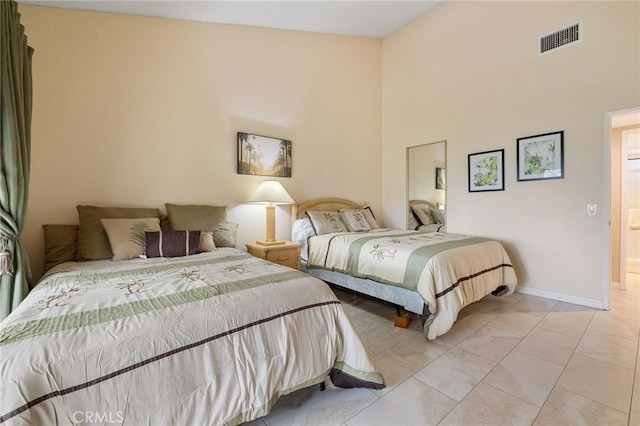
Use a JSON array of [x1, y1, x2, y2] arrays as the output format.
[[0, 248, 384, 425], [306, 230, 518, 340]]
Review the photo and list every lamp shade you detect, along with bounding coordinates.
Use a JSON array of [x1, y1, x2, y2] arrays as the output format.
[[248, 181, 294, 205]]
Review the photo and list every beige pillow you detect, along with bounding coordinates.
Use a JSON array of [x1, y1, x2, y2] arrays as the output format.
[[411, 204, 435, 226], [199, 231, 216, 252], [100, 218, 161, 261], [407, 212, 420, 230], [362, 207, 380, 229], [430, 208, 445, 224], [340, 208, 380, 229], [339, 210, 371, 232], [305, 211, 347, 234], [77, 205, 161, 260]]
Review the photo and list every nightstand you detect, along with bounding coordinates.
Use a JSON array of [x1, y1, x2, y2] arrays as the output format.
[[246, 241, 302, 270]]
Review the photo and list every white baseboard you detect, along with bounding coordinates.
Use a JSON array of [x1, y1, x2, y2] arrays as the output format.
[[515, 286, 606, 310]]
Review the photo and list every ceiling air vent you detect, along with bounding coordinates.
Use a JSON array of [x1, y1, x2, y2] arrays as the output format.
[[539, 21, 582, 54]]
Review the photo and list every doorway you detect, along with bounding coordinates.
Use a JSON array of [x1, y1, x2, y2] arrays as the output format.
[[606, 107, 640, 307]]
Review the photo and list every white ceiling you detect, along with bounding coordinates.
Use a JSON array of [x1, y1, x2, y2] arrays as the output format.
[[17, 0, 445, 38]]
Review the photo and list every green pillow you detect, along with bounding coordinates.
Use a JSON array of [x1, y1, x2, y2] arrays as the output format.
[[43, 224, 79, 272], [77, 205, 161, 260], [165, 204, 228, 232], [212, 221, 239, 248]]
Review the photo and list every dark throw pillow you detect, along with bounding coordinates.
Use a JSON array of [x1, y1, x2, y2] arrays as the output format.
[[145, 231, 200, 258]]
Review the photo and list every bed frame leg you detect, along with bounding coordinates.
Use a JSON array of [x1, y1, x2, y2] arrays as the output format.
[[319, 381, 326, 391], [394, 307, 410, 328], [491, 285, 508, 296]]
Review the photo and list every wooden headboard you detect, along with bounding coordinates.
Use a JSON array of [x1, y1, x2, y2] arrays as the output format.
[[291, 197, 367, 225]]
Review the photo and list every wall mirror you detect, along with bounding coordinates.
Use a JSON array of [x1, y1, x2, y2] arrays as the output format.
[[407, 141, 446, 229]]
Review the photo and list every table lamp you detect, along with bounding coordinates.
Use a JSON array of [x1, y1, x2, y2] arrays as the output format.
[[248, 180, 295, 246]]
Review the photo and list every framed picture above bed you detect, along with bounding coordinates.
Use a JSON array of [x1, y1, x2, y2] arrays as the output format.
[[237, 132, 292, 177], [516, 131, 564, 182], [468, 149, 505, 192]]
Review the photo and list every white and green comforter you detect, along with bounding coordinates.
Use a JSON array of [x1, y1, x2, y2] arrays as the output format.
[[0, 249, 384, 425], [307, 230, 517, 340]]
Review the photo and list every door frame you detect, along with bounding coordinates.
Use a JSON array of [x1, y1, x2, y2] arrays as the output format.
[[604, 107, 640, 308]]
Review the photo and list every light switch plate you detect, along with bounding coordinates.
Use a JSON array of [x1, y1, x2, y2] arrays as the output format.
[[587, 204, 597, 216]]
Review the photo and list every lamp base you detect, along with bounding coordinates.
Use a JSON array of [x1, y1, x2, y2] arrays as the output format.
[[255, 240, 286, 246]]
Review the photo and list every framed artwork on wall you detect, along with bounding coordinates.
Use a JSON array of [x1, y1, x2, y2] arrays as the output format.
[[468, 149, 505, 192], [517, 131, 564, 181], [436, 167, 445, 190], [237, 132, 292, 178]]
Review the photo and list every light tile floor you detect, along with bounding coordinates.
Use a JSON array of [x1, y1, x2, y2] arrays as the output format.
[[251, 273, 640, 425]]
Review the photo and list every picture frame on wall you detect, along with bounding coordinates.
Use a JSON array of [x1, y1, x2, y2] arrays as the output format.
[[517, 131, 564, 181], [436, 167, 445, 190], [237, 132, 292, 178], [468, 149, 505, 192]]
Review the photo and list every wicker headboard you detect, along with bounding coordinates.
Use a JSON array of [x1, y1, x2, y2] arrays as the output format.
[[291, 197, 367, 225], [408, 199, 439, 210]]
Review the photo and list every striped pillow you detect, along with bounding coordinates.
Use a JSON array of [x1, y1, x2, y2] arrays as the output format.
[[145, 231, 200, 258]]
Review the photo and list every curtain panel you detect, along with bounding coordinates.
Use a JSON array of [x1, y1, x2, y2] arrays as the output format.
[[0, 0, 34, 321]]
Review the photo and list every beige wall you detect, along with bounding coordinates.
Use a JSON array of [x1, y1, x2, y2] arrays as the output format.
[[382, 1, 640, 304], [18, 6, 382, 280], [16, 1, 640, 307]]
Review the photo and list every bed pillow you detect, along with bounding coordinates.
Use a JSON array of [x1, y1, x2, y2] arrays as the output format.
[[340, 208, 380, 229], [362, 207, 380, 229], [159, 214, 171, 231], [339, 210, 371, 232], [407, 212, 421, 230], [165, 203, 228, 232], [411, 204, 435, 226], [77, 205, 161, 261], [430, 208, 445, 225], [212, 221, 239, 248], [146, 230, 201, 258], [100, 218, 161, 261], [199, 231, 216, 252], [305, 211, 347, 235], [292, 218, 316, 243], [42, 224, 79, 272]]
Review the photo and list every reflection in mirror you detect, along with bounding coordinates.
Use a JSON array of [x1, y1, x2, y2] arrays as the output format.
[[407, 141, 446, 230]]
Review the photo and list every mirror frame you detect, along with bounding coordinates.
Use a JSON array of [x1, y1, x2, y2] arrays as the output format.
[[406, 140, 447, 229]]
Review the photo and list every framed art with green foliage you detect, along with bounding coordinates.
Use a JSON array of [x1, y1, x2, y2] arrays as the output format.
[[468, 149, 505, 192], [517, 131, 564, 181]]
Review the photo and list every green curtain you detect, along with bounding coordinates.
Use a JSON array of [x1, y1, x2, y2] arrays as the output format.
[[0, 0, 34, 321]]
